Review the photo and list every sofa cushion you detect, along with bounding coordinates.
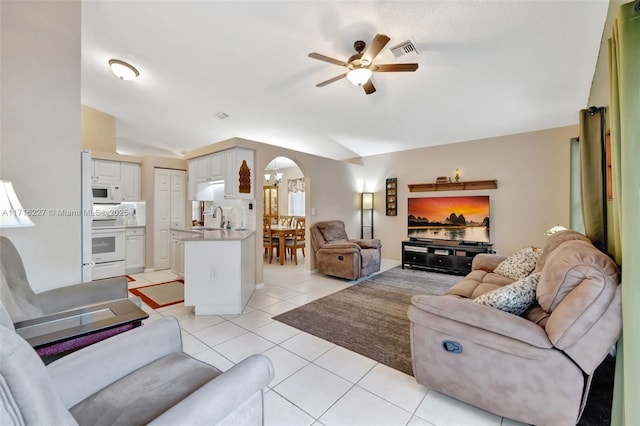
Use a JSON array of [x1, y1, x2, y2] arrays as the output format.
[[446, 270, 513, 298], [70, 352, 220, 425], [473, 273, 542, 315], [522, 304, 550, 327], [494, 247, 541, 280]]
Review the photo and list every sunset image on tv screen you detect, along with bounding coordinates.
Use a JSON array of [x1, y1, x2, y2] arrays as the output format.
[[408, 196, 490, 243]]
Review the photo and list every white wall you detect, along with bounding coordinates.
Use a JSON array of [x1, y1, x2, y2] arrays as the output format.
[[360, 125, 576, 259], [0, 1, 82, 291]]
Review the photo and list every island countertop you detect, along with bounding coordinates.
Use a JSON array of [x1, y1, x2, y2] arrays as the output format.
[[170, 227, 255, 241]]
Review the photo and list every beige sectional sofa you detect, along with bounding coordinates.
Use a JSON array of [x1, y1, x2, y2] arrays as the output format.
[[408, 230, 621, 425]]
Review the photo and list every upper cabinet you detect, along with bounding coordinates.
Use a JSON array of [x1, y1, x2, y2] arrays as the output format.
[[196, 152, 224, 182], [91, 159, 141, 201], [224, 147, 254, 200], [189, 148, 254, 201], [92, 159, 121, 183], [188, 159, 197, 201], [121, 162, 141, 201]]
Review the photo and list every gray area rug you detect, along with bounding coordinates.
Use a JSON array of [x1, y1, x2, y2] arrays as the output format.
[[273, 266, 459, 376]]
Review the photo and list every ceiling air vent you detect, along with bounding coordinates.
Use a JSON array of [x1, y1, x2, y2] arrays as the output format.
[[389, 39, 419, 59]]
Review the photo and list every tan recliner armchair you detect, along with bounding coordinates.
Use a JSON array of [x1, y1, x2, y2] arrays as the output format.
[[310, 220, 381, 280], [408, 234, 621, 425]]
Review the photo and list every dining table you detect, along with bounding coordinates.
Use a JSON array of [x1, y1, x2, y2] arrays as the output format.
[[269, 224, 296, 265]]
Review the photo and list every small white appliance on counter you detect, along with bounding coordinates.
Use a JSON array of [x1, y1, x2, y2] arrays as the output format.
[[120, 201, 146, 227]]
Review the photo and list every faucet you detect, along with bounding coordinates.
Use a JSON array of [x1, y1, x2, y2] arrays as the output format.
[[212, 206, 225, 229]]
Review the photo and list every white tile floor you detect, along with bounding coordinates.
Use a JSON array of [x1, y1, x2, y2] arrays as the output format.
[[128, 259, 526, 426]]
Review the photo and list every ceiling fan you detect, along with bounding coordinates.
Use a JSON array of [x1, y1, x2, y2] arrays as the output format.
[[308, 34, 418, 95]]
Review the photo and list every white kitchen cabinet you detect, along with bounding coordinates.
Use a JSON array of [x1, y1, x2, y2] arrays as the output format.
[[92, 159, 121, 183], [121, 162, 141, 201], [125, 227, 145, 273], [209, 153, 224, 181], [195, 156, 210, 182], [188, 159, 197, 200], [183, 232, 256, 315], [170, 231, 186, 277], [195, 153, 224, 183], [224, 147, 254, 199]]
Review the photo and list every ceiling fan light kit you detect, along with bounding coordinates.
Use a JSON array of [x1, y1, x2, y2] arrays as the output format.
[[108, 59, 139, 81], [309, 33, 418, 95], [346, 68, 373, 86]]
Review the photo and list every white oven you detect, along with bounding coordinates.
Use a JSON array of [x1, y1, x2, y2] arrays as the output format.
[[92, 228, 125, 264], [91, 228, 126, 280]]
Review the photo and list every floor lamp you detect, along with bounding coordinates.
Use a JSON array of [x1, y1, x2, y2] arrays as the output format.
[[361, 192, 373, 239]]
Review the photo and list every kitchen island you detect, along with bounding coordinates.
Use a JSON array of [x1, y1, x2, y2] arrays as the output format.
[[172, 227, 256, 315]]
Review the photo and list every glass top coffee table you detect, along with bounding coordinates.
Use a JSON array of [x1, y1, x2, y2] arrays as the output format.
[[14, 298, 149, 364]]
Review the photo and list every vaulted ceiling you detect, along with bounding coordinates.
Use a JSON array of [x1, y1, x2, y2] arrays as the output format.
[[81, 1, 609, 161]]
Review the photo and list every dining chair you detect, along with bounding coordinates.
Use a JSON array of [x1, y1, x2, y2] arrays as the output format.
[[285, 217, 306, 265], [278, 215, 294, 226], [262, 217, 277, 263]]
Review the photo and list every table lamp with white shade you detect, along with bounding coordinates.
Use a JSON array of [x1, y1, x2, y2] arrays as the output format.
[[544, 224, 567, 236], [0, 180, 35, 228]]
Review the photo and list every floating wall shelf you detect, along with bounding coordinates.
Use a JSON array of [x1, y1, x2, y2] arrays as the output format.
[[408, 179, 498, 192]]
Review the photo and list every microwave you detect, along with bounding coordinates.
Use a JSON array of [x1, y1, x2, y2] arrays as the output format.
[[92, 184, 122, 204]]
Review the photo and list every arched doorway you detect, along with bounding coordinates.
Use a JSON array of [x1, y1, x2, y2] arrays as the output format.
[[262, 156, 306, 268]]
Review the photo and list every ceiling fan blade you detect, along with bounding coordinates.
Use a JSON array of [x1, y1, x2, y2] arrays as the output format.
[[363, 80, 376, 95], [308, 52, 348, 67], [316, 73, 347, 87], [375, 63, 419, 72], [361, 34, 391, 65]]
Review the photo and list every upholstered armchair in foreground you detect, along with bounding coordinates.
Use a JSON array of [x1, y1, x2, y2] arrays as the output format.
[[0, 236, 134, 322], [310, 220, 381, 280], [408, 234, 621, 425], [0, 300, 274, 425]]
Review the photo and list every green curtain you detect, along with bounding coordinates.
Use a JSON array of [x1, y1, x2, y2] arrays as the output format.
[[608, 1, 640, 425], [578, 109, 606, 251]]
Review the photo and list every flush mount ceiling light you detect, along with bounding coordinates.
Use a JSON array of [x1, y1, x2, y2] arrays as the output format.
[[346, 68, 373, 87], [108, 59, 139, 81]]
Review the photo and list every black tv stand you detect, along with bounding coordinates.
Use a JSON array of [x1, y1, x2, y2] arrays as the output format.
[[402, 239, 493, 275]]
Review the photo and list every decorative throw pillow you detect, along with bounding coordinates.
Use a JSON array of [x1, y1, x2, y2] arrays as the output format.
[[473, 273, 542, 315], [494, 247, 542, 280]]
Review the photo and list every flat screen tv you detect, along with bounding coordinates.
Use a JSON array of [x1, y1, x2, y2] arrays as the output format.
[[408, 195, 490, 243]]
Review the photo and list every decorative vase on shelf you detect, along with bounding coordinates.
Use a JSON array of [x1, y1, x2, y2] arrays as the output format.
[[454, 169, 460, 182]]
